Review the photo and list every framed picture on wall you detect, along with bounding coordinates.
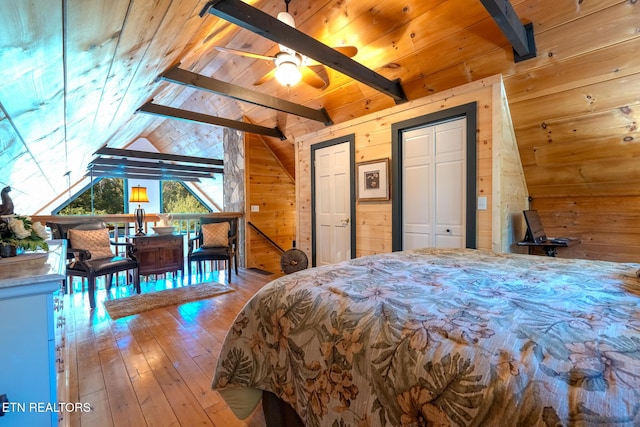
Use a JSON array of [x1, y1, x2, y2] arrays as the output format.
[[357, 158, 390, 201]]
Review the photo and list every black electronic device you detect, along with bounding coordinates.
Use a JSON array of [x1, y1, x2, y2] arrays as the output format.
[[522, 210, 573, 243], [522, 210, 547, 243], [519, 210, 577, 256]]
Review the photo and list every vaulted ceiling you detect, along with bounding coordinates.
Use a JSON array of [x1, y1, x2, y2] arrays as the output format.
[[1, 0, 638, 215]]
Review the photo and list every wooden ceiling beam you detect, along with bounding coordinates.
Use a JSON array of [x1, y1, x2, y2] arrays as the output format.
[[94, 147, 224, 166], [199, 0, 407, 104], [89, 157, 223, 174], [87, 172, 201, 182], [98, 174, 201, 182], [87, 166, 213, 180], [137, 102, 286, 140], [479, 0, 536, 62], [88, 165, 215, 179], [161, 65, 333, 125], [85, 167, 205, 182]]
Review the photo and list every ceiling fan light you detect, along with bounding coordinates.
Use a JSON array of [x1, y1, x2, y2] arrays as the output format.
[[275, 61, 302, 86]]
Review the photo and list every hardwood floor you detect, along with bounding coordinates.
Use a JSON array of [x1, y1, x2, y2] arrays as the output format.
[[56, 268, 279, 427]]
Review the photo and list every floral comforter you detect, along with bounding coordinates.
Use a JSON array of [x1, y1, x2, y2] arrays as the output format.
[[212, 248, 640, 426]]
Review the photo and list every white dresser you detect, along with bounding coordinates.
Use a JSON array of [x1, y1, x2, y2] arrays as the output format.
[[0, 241, 66, 427]]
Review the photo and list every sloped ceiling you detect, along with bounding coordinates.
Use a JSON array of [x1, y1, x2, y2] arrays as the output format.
[[0, 0, 638, 215]]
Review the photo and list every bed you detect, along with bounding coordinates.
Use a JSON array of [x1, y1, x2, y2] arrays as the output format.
[[212, 248, 640, 426]]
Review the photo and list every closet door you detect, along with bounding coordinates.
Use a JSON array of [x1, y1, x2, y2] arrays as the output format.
[[402, 117, 466, 250], [402, 126, 434, 249]]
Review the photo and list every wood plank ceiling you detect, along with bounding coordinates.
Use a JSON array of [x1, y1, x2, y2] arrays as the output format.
[[0, 0, 639, 219]]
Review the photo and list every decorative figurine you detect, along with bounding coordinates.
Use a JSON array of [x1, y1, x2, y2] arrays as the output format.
[[0, 186, 14, 215]]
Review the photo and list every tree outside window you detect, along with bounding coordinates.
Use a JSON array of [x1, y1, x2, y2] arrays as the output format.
[[59, 179, 210, 215]]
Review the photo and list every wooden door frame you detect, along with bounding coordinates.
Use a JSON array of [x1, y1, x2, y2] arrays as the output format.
[[310, 134, 357, 267], [391, 102, 478, 251]]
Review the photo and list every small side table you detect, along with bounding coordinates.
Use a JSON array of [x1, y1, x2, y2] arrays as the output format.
[[128, 234, 184, 279], [517, 238, 579, 257]]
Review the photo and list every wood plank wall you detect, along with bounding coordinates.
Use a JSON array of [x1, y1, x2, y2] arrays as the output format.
[[493, 83, 530, 253], [244, 133, 296, 274], [528, 197, 640, 262], [296, 76, 525, 260], [504, 0, 640, 262]]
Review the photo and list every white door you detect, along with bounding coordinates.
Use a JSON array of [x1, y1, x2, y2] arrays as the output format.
[[314, 142, 351, 266], [402, 117, 466, 249]]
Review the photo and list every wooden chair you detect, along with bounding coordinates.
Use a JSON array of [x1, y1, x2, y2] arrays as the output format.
[[187, 217, 238, 283], [47, 220, 140, 309]]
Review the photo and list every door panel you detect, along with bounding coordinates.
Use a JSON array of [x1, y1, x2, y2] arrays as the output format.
[[402, 128, 433, 250], [319, 224, 331, 264], [435, 159, 464, 245], [314, 142, 351, 266], [402, 117, 466, 250], [434, 119, 466, 246], [403, 164, 432, 249], [333, 171, 349, 262]]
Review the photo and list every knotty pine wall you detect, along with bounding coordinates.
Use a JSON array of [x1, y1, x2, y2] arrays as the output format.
[[296, 75, 528, 261], [244, 133, 296, 274], [529, 198, 640, 262], [502, 1, 640, 262]]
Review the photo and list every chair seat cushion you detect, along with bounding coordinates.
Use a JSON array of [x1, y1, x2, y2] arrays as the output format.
[[190, 246, 231, 261], [68, 256, 137, 273], [202, 222, 230, 247], [68, 228, 114, 259]]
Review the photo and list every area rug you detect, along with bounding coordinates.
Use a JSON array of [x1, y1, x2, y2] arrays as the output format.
[[104, 282, 233, 320]]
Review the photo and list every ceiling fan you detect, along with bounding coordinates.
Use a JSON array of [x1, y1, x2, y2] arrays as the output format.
[[215, 0, 357, 89]]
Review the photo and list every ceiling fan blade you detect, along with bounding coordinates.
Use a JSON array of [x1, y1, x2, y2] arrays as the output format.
[[301, 65, 329, 89], [254, 68, 277, 86], [215, 46, 274, 61], [333, 46, 358, 57]]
